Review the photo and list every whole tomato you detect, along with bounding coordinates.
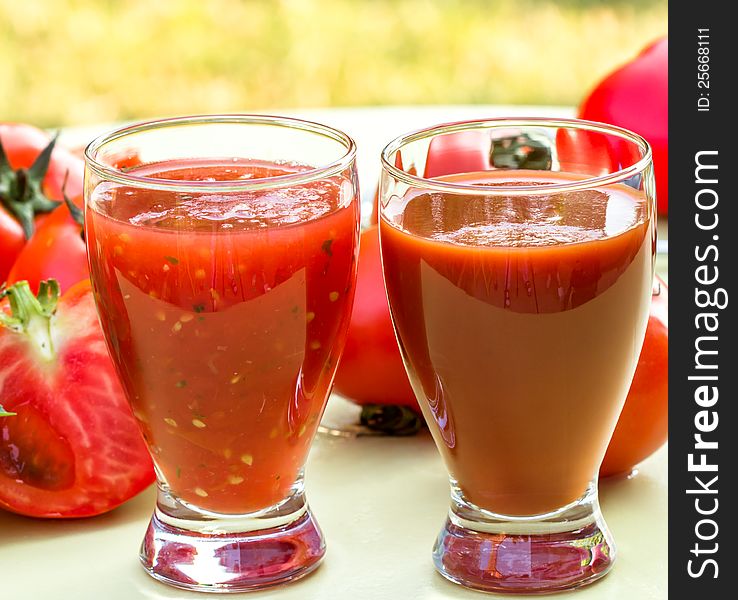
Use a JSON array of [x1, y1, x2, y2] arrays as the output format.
[[7, 196, 88, 294], [0, 279, 154, 518], [601, 276, 668, 477], [333, 226, 420, 432], [579, 38, 668, 214], [0, 124, 84, 281], [555, 127, 618, 176]]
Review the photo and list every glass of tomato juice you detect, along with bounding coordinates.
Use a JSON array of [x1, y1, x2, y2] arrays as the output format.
[[84, 115, 359, 592], [378, 118, 655, 593]]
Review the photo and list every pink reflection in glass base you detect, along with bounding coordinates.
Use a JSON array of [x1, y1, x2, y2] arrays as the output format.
[[433, 486, 614, 594], [140, 503, 325, 592]]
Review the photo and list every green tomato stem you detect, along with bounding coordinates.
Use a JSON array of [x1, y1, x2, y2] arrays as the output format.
[[0, 404, 16, 417], [0, 279, 60, 362]]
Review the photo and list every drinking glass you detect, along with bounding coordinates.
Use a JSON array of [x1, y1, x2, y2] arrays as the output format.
[[84, 115, 359, 592], [378, 118, 655, 593]]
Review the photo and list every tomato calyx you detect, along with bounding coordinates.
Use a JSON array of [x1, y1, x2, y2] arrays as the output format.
[[63, 188, 85, 228], [0, 279, 60, 362], [0, 134, 62, 238], [62, 176, 86, 241], [0, 404, 15, 417], [359, 404, 423, 436]]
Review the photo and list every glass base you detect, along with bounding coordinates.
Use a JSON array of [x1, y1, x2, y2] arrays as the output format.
[[140, 485, 325, 592], [433, 486, 614, 594]]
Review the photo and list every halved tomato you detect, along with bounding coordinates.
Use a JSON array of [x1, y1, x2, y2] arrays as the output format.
[[0, 279, 154, 517]]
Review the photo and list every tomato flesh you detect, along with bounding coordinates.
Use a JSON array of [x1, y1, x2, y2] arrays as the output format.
[[1, 403, 76, 491], [0, 280, 155, 518]]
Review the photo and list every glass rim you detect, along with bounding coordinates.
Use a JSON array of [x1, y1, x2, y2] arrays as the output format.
[[84, 114, 358, 193], [379, 116, 653, 196]]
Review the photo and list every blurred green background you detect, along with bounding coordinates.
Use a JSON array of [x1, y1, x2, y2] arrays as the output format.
[[1, 0, 666, 127]]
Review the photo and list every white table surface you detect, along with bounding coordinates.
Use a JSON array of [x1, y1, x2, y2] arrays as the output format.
[[2, 106, 667, 599]]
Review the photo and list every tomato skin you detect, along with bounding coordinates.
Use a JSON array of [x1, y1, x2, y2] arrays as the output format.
[[7, 198, 88, 294], [333, 226, 419, 410], [424, 130, 489, 178], [600, 276, 668, 477], [0, 124, 84, 281], [555, 127, 619, 176], [579, 38, 668, 214], [0, 210, 25, 281], [0, 280, 155, 518]]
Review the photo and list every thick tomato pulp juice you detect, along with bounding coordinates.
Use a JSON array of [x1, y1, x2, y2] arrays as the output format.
[[87, 160, 357, 514], [380, 170, 653, 516]]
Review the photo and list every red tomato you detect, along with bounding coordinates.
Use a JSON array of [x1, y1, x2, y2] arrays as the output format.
[[579, 38, 668, 214], [7, 196, 88, 294], [424, 130, 489, 178], [333, 225, 418, 411], [555, 128, 618, 176], [600, 276, 668, 477], [0, 210, 26, 284], [0, 124, 85, 281], [0, 279, 154, 518]]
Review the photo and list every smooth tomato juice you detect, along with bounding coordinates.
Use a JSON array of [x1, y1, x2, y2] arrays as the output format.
[[380, 170, 653, 516], [86, 160, 358, 514]]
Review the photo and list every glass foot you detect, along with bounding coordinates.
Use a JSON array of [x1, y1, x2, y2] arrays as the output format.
[[433, 487, 614, 594], [140, 487, 325, 592]]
